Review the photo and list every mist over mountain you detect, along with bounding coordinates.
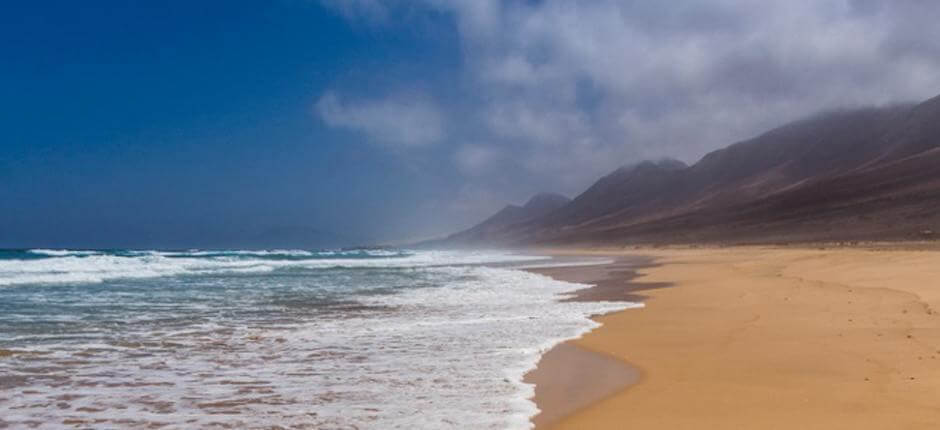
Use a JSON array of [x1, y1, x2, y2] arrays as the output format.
[[436, 193, 571, 245], [444, 94, 940, 246]]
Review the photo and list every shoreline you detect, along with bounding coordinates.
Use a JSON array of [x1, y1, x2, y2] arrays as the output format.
[[522, 255, 665, 429], [525, 245, 940, 429]]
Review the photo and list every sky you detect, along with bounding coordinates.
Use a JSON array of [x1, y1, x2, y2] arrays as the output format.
[[2, 0, 940, 248]]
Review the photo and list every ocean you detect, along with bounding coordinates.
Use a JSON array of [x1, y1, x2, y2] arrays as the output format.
[[0, 249, 637, 429]]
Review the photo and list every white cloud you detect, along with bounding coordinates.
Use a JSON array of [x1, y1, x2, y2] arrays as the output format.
[[319, 0, 940, 231], [483, 100, 591, 146], [315, 92, 445, 147], [454, 144, 500, 176]]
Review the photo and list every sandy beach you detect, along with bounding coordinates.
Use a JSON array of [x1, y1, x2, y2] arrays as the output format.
[[528, 246, 940, 429]]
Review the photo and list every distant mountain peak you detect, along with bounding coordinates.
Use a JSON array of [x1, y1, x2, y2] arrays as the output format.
[[523, 193, 571, 211], [653, 158, 689, 170], [634, 158, 688, 170], [614, 158, 688, 175], [440, 192, 571, 245]]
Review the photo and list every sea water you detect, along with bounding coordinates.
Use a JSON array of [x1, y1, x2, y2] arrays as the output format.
[[0, 249, 638, 429]]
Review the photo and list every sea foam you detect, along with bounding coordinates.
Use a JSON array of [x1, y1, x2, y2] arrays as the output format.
[[0, 250, 638, 429], [0, 249, 547, 286]]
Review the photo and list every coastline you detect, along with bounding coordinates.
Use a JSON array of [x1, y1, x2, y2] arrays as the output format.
[[522, 255, 665, 428], [526, 245, 940, 429]]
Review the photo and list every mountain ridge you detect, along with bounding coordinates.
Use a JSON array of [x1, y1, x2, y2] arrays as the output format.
[[440, 96, 940, 246]]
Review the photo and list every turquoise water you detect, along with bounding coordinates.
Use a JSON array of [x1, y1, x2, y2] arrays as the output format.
[[0, 249, 426, 347]]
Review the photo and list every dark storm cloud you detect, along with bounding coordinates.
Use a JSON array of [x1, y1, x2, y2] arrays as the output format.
[[318, 0, 940, 232]]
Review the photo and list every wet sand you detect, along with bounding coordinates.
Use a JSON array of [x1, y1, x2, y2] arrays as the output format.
[[524, 343, 639, 428], [528, 246, 940, 429], [523, 257, 659, 428]]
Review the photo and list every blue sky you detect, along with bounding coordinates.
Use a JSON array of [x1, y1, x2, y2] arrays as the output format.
[[1, 1, 461, 247], [3, 1, 940, 248]]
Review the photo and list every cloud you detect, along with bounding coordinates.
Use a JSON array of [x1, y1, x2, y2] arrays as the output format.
[[318, 0, 940, 234], [315, 91, 445, 147], [454, 144, 500, 176]]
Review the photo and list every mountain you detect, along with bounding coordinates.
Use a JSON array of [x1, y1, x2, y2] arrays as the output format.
[[444, 93, 940, 246], [538, 159, 689, 228], [441, 193, 571, 245]]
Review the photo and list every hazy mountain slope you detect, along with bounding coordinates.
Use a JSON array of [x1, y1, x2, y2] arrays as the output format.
[[443, 94, 940, 246], [537, 159, 689, 229], [442, 193, 571, 244], [681, 106, 913, 206], [564, 146, 940, 244], [871, 93, 940, 164]]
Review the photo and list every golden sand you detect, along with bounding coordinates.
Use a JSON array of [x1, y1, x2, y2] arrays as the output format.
[[537, 246, 940, 429]]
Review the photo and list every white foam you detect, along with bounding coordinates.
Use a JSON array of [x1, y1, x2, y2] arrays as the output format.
[[340, 266, 640, 429], [27, 248, 100, 256], [0, 254, 272, 286], [161, 249, 316, 257], [0, 252, 636, 429], [0, 249, 549, 286]]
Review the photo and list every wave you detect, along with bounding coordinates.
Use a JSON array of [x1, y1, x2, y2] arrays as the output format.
[[24, 248, 411, 259], [0, 256, 636, 429], [0, 250, 548, 286], [27, 249, 100, 257]]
